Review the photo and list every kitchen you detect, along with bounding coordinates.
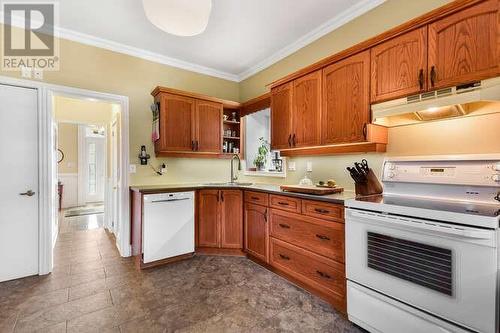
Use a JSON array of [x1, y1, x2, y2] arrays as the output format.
[[0, 0, 499, 332]]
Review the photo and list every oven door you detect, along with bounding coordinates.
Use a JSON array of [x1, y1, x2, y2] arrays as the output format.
[[346, 208, 498, 333]]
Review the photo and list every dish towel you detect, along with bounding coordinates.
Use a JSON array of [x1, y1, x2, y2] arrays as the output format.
[[151, 103, 160, 142]]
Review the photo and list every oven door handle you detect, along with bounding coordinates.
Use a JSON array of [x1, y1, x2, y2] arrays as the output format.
[[350, 210, 494, 240]]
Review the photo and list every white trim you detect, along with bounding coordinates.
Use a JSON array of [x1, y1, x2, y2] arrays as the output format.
[[47, 85, 131, 258], [0, 75, 131, 277], [77, 125, 86, 206], [238, 0, 386, 81], [0, 1, 385, 82]]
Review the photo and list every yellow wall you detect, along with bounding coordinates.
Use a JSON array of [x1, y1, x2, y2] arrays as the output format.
[[57, 123, 78, 174], [2, 0, 499, 190], [0, 25, 240, 186], [54, 96, 115, 125]]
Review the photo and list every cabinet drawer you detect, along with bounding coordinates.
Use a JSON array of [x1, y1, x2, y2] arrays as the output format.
[[270, 195, 301, 213], [270, 238, 345, 298], [270, 209, 344, 262], [244, 191, 269, 206], [302, 200, 344, 222]]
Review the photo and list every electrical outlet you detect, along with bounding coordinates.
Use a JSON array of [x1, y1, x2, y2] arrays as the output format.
[[129, 164, 137, 174], [21, 66, 32, 78], [288, 161, 296, 171], [306, 162, 313, 172], [33, 69, 43, 80]]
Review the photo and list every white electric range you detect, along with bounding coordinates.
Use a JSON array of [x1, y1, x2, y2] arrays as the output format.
[[345, 155, 500, 333]]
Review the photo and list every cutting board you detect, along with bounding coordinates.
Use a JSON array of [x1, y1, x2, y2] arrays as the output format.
[[280, 184, 344, 195]]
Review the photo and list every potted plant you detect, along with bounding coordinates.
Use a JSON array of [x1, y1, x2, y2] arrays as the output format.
[[253, 137, 270, 171]]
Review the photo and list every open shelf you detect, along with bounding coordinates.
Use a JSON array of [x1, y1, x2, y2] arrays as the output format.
[[224, 120, 240, 125], [223, 136, 240, 140]]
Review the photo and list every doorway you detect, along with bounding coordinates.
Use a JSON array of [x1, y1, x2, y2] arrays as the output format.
[[55, 97, 119, 243]]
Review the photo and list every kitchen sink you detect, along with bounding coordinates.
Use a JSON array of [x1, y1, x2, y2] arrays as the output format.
[[202, 182, 253, 186]]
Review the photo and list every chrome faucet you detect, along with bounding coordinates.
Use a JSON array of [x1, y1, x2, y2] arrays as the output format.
[[230, 154, 241, 183]]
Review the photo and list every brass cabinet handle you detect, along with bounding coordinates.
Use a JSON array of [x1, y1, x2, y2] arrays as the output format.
[[221, 191, 224, 202], [292, 134, 296, 146], [314, 208, 329, 214], [430, 66, 436, 87], [316, 270, 331, 279], [195, 141, 199, 151], [20, 190, 35, 197], [278, 223, 290, 229], [279, 254, 290, 260], [278, 201, 289, 206], [418, 69, 424, 90], [191, 140, 195, 151], [316, 234, 330, 241], [288, 134, 292, 147], [363, 123, 368, 140], [264, 208, 268, 222], [251, 196, 259, 200]]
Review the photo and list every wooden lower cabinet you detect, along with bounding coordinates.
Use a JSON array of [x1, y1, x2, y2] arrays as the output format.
[[270, 238, 346, 311], [244, 191, 346, 314], [198, 189, 220, 248], [244, 203, 269, 263], [220, 190, 243, 249], [269, 209, 344, 264], [197, 189, 243, 251]]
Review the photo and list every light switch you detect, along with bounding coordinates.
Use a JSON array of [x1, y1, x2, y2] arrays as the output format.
[[33, 69, 43, 80], [21, 66, 32, 78], [288, 162, 296, 171], [306, 162, 313, 172], [129, 164, 137, 174]]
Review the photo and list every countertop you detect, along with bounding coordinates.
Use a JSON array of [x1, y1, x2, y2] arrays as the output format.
[[130, 183, 356, 205]]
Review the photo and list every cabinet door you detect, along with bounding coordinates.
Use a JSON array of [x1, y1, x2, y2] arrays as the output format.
[[428, 0, 499, 90], [195, 100, 222, 153], [292, 70, 322, 147], [322, 51, 370, 144], [220, 190, 243, 249], [371, 27, 428, 102], [157, 93, 195, 152], [198, 190, 220, 248], [271, 83, 293, 150], [244, 203, 268, 262]]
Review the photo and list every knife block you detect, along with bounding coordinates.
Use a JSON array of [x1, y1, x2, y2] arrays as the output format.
[[354, 168, 383, 197]]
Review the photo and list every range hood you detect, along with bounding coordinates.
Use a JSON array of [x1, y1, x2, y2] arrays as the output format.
[[372, 77, 500, 127]]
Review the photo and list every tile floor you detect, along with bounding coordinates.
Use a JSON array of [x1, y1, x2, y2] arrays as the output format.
[[0, 212, 364, 333]]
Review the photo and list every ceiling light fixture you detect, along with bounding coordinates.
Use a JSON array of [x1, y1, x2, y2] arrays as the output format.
[[142, 0, 212, 37]]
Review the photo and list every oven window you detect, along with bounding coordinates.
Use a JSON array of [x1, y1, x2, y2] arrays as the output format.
[[367, 232, 452, 295]]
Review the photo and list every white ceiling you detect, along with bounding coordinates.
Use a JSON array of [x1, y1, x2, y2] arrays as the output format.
[[10, 0, 386, 81]]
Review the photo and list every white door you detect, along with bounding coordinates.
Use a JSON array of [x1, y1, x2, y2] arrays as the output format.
[[85, 136, 105, 203], [111, 121, 119, 234], [0, 84, 39, 282]]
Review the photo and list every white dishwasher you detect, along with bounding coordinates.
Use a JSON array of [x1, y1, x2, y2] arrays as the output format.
[[142, 191, 195, 264]]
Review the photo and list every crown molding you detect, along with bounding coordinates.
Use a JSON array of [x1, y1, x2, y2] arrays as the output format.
[[1, 0, 385, 83], [236, 0, 386, 81]]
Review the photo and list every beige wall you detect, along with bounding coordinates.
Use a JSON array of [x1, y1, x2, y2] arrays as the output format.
[[0, 25, 239, 186], [236, 0, 500, 190], [2, 0, 499, 190], [54, 96, 115, 125], [57, 123, 78, 174]]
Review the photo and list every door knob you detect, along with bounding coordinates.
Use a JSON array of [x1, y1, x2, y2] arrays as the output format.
[[20, 190, 35, 197]]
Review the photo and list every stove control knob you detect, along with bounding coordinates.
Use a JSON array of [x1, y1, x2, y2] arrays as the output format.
[[494, 163, 500, 172], [387, 172, 395, 179], [493, 174, 500, 182]]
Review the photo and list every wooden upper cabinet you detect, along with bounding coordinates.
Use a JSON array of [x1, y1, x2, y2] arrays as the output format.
[[292, 70, 322, 147], [428, 0, 500, 90], [244, 203, 268, 262], [322, 50, 371, 145], [271, 82, 293, 150], [371, 27, 428, 102], [156, 93, 195, 153], [195, 100, 222, 153], [197, 190, 220, 248]]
